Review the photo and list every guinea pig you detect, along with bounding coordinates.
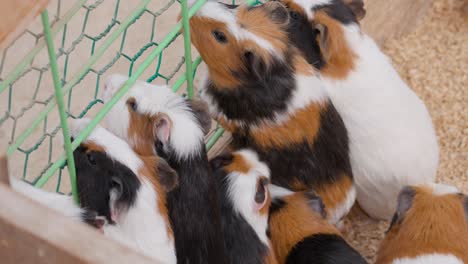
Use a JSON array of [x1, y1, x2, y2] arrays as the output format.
[[210, 149, 277, 264], [277, 0, 439, 219], [12, 119, 178, 263], [268, 189, 367, 264], [188, 1, 355, 225], [376, 184, 468, 264], [101, 75, 227, 264]]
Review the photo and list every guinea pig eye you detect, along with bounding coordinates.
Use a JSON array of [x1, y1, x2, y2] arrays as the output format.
[[87, 153, 97, 165], [290, 10, 300, 20], [212, 30, 227, 44], [126, 98, 137, 111]]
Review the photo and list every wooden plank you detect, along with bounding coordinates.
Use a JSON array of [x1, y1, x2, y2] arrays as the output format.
[[0, 183, 160, 264], [362, 0, 433, 45], [0, 0, 49, 50]]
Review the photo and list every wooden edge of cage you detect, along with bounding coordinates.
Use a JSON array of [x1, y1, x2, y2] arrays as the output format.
[[0, 182, 161, 264]]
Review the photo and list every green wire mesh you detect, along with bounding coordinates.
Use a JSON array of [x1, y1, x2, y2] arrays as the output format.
[[0, 0, 261, 195]]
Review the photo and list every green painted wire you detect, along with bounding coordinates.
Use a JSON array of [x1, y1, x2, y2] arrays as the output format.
[[35, 0, 208, 188], [181, 0, 195, 99], [41, 10, 79, 203]]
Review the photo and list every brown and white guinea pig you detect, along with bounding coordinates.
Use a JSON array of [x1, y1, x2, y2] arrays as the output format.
[[101, 75, 227, 264], [13, 118, 178, 263], [268, 188, 367, 264], [277, 0, 439, 220], [188, 1, 355, 225], [376, 184, 468, 264], [210, 149, 277, 264]]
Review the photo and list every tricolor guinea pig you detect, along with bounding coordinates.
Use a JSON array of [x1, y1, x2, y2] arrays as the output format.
[[376, 184, 468, 264], [277, 0, 439, 220], [101, 75, 227, 264], [188, 0, 355, 225], [210, 149, 277, 264], [268, 188, 367, 264], [13, 119, 178, 263]]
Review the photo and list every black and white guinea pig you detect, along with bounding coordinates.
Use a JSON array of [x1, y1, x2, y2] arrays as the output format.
[[268, 188, 367, 264], [376, 184, 468, 264], [188, 0, 355, 225], [278, 0, 439, 220], [102, 75, 227, 264], [13, 118, 178, 263], [210, 149, 277, 264]]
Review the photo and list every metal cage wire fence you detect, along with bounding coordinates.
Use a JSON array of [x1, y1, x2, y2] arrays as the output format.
[[0, 0, 259, 202]]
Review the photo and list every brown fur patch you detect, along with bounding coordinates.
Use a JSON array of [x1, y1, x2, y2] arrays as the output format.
[[376, 186, 468, 264], [269, 192, 339, 263], [279, 0, 307, 18], [138, 155, 174, 239], [237, 7, 288, 55], [216, 116, 240, 134], [314, 11, 357, 79], [127, 100, 158, 156], [315, 175, 354, 218], [250, 103, 322, 149], [225, 152, 251, 174]]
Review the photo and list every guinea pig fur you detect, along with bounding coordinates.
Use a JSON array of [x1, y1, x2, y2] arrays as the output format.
[[268, 189, 367, 264], [188, 1, 355, 225], [278, 0, 439, 220], [376, 184, 468, 264], [102, 75, 226, 264], [210, 149, 277, 264], [12, 119, 178, 263], [71, 118, 178, 263]]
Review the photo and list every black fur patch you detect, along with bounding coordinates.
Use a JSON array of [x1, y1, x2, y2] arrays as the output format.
[[287, 9, 325, 68], [212, 164, 270, 264], [74, 146, 140, 224], [231, 101, 352, 190], [463, 195, 468, 222], [206, 51, 296, 124], [155, 111, 227, 263], [286, 234, 367, 264], [313, 0, 358, 25]]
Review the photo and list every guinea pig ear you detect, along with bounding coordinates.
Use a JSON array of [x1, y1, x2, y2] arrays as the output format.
[[314, 23, 330, 62], [395, 186, 416, 223], [305, 191, 327, 219], [157, 158, 178, 192], [263, 1, 290, 26], [189, 99, 212, 136], [343, 0, 366, 20], [210, 151, 234, 171], [463, 195, 468, 222], [154, 113, 173, 146]]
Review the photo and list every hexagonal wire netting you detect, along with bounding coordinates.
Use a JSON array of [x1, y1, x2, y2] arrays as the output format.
[[1, 0, 260, 198]]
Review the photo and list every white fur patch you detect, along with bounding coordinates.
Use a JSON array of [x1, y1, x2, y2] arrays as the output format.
[[391, 254, 463, 264], [290, 0, 332, 19], [226, 149, 271, 246], [322, 24, 439, 220], [431, 183, 460, 196], [328, 184, 356, 225], [101, 74, 205, 160]]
